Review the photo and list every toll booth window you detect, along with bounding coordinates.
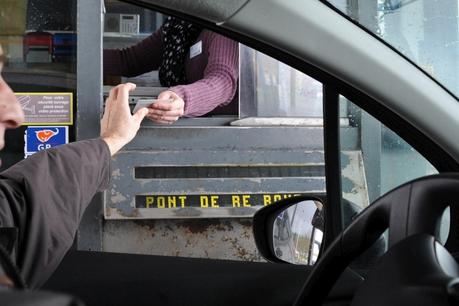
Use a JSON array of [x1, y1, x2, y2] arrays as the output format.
[[104, 0, 163, 87], [103, 1, 323, 125], [0, 0, 77, 170], [239, 45, 323, 120], [103, 1, 240, 122], [101, 1, 328, 262]]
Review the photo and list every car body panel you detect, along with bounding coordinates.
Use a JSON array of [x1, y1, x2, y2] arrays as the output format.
[[132, 0, 249, 23]]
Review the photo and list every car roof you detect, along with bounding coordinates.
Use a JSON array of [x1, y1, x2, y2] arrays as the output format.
[[135, 0, 459, 163]]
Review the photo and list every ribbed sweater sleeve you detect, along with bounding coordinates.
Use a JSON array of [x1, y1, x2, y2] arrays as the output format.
[[104, 29, 164, 77], [170, 32, 239, 117]]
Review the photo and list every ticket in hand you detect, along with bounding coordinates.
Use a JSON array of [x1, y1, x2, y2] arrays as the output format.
[[132, 99, 157, 113], [132, 98, 173, 113]]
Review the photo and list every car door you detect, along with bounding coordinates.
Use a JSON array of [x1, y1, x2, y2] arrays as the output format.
[[44, 1, 459, 305]]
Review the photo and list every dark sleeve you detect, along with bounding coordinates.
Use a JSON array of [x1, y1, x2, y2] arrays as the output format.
[[103, 29, 164, 77], [0, 138, 111, 288]]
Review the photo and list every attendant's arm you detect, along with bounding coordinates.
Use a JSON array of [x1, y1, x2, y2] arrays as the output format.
[[104, 29, 164, 77], [147, 32, 239, 123], [171, 32, 239, 117]]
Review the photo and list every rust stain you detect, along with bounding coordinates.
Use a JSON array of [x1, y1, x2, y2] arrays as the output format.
[[237, 219, 252, 227], [134, 220, 156, 231], [105, 207, 112, 218], [133, 220, 156, 237], [115, 208, 140, 218], [176, 219, 222, 234], [104, 218, 262, 262], [221, 236, 258, 261], [222, 220, 234, 231], [240, 229, 251, 239]]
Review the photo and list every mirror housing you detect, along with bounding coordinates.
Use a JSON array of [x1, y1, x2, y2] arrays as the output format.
[[253, 195, 326, 265]]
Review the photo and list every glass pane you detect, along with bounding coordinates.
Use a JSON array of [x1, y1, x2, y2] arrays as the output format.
[[3, 0, 77, 70], [327, 0, 459, 98], [1, 0, 77, 170], [104, 0, 164, 87], [339, 95, 437, 217], [339, 95, 442, 267], [240, 45, 323, 118]]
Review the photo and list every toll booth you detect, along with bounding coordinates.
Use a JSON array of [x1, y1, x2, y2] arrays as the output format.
[[99, 51, 331, 259], [95, 0, 368, 260]]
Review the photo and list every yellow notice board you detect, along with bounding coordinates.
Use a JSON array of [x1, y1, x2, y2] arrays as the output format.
[[136, 193, 303, 209], [15, 92, 73, 125]]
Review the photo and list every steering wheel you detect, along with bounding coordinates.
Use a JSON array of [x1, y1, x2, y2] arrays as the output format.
[[294, 173, 459, 306]]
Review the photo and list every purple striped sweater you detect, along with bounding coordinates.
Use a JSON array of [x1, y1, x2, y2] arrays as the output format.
[[104, 29, 239, 117]]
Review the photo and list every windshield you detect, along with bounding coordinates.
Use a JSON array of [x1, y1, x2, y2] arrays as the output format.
[[326, 0, 459, 98]]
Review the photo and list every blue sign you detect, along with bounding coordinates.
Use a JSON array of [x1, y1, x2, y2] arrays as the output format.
[[25, 126, 68, 155]]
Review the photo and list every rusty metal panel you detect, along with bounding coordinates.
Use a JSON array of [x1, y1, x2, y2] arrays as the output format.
[[102, 151, 366, 260], [103, 219, 263, 261]]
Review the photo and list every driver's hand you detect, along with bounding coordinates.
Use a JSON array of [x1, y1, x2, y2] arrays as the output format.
[[100, 83, 148, 156], [147, 90, 185, 124]]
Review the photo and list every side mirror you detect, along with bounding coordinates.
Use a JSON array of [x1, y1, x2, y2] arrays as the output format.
[[253, 196, 325, 265]]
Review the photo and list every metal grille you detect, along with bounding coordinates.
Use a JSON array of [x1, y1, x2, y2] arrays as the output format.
[[134, 165, 324, 179]]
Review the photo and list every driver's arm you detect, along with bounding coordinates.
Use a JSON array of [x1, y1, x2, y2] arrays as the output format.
[[0, 83, 147, 288]]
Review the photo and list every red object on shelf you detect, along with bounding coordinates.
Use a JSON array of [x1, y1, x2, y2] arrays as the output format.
[[23, 32, 53, 54]]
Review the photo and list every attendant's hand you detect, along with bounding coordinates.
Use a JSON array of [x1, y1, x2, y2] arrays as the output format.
[[100, 83, 148, 156], [147, 90, 185, 124]]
